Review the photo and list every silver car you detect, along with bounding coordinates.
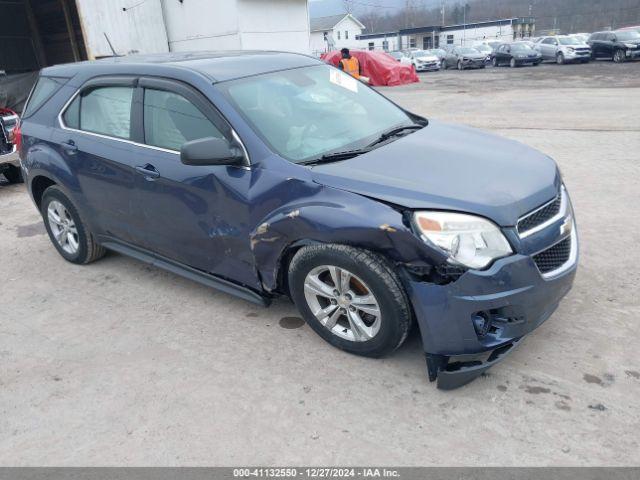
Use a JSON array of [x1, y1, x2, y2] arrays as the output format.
[[535, 35, 591, 64]]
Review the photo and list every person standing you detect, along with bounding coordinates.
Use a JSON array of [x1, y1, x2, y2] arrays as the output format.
[[338, 48, 361, 79]]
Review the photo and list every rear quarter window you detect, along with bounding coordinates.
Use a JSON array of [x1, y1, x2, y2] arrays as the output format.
[[23, 77, 66, 117]]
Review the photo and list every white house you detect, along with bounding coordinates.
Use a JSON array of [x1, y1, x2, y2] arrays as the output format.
[[310, 13, 365, 56]]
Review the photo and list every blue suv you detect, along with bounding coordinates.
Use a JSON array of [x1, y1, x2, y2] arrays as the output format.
[[18, 52, 578, 389]]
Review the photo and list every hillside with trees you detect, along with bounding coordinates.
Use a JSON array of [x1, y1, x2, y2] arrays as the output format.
[[340, 0, 640, 34]]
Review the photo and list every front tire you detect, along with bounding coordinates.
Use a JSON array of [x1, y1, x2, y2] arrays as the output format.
[[41, 186, 106, 264], [510, 58, 517, 68], [457, 60, 463, 70], [613, 49, 626, 63], [492, 57, 499, 67], [288, 244, 411, 358], [2, 165, 23, 184], [441, 59, 447, 69], [556, 52, 565, 65]]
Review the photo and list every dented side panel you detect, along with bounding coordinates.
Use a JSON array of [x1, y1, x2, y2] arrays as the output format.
[[246, 163, 447, 292]]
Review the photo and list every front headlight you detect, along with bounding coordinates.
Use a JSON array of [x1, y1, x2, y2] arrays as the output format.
[[624, 43, 637, 48], [413, 211, 512, 269]]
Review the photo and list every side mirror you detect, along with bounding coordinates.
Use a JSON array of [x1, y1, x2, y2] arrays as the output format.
[[180, 137, 244, 167]]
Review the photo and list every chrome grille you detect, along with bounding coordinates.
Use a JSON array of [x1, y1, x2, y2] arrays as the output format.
[[517, 193, 562, 236], [533, 236, 572, 274]]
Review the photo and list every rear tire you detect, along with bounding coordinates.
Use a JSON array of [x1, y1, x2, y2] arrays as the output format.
[[288, 244, 411, 358], [2, 165, 23, 184], [41, 186, 106, 265]]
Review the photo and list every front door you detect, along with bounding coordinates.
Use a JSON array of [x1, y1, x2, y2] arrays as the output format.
[[127, 77, 259, 288]]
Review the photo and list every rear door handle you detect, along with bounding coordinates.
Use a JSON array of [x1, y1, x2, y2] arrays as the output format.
[[135, 164, 160, 180], [61, 140, 78, 154]]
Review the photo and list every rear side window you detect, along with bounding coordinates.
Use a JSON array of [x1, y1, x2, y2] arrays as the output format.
[[63, 86, 133, 140], [23, 77, 65, 117], [143, 89, 223, 151]]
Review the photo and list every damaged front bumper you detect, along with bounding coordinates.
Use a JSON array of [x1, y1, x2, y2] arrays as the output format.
[[403, 249, 577, 390]]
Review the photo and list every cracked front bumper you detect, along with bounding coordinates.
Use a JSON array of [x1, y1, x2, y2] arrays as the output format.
[[403, 246, 578, 389]]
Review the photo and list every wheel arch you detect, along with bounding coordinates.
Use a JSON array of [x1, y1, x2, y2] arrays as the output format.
[[249, 187, 447, 296]]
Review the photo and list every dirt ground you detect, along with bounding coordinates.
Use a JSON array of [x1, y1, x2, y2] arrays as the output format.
[[1, 61, 639, 466]]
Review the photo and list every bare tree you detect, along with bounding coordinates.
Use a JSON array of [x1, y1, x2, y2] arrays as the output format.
[[343, 0, 355, 14]]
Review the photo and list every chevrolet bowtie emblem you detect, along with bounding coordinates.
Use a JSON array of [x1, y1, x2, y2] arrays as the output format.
[[560, 216, 573, 236]]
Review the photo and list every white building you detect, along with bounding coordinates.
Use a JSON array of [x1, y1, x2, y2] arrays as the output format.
[[357, 18, 536, 52], [162, 0, 311, 54], [310, 13, 365, 56], [1, 0, 312, 73]]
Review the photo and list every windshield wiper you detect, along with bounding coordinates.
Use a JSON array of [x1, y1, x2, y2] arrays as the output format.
[[299, 124, 425, 166], [299, 148, 372, 166], [367, 124, 424, 148]]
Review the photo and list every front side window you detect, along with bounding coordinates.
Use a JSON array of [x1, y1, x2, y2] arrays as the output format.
[[217, 65, 412, 163], [143, 89, 223, 152], [63, 86, 133, 140]]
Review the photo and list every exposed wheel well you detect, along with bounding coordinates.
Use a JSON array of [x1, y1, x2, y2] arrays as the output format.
[[31, 176, 57, 208]]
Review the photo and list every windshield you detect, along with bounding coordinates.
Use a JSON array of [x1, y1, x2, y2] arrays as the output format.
[[616, 31, 640, 40], [413, 50, 430, 57], [558, 37, 581, 45], [457, 47, 479, 54], [512, 44, 534, 52], [474, 44, 492, 53], [429, 49, 446, 56], [217, 65, 413, 163]]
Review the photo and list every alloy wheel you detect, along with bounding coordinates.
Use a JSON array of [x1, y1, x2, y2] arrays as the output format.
[[614, 50, 625, 63], [47, 200, 79, 255], [303, 265, 381, 342]]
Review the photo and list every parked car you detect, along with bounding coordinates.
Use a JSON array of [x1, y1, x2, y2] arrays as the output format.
[[400, 49, 441, 71], [322, 50, 419, 86], [618, 25, 640, 34], [535, 35, 591, 64], [588, 30, 640, 62], [492, 43, 542, 67], [570, 33, 590, 43], [471, 43, 493, 56], [18, 52, 578, 389], [0, 108, 22, 183], [388, 51, 405, 62], [442, 46, 488, 70], [425, 48, 447, 62]]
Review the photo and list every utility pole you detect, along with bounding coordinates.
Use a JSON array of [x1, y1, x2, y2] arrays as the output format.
[[441, 0, 445, 26]]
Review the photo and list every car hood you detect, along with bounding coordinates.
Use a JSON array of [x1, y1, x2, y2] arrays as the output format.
[[310, 120, 561, 227], [415, 55, 439, 62], [461, 53, 487, 59]]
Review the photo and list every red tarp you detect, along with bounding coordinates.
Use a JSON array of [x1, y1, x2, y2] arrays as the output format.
[[321, 50, 420, 87]]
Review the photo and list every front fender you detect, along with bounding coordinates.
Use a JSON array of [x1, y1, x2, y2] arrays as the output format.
[[249, 184, 447, 292]]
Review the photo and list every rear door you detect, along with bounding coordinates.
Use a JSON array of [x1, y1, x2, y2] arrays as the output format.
[[54, 77, 138, 242]]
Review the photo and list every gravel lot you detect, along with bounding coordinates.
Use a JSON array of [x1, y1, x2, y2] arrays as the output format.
[[1, 61, 639, 466]]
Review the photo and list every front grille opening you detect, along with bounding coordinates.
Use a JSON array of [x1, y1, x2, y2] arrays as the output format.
[[533, 236, 572, 274], [517, 194, 562, 234]]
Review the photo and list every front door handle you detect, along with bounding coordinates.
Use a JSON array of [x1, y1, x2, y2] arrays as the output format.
[[61, 140, 78, 154], [135, 164, 160, 180]]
